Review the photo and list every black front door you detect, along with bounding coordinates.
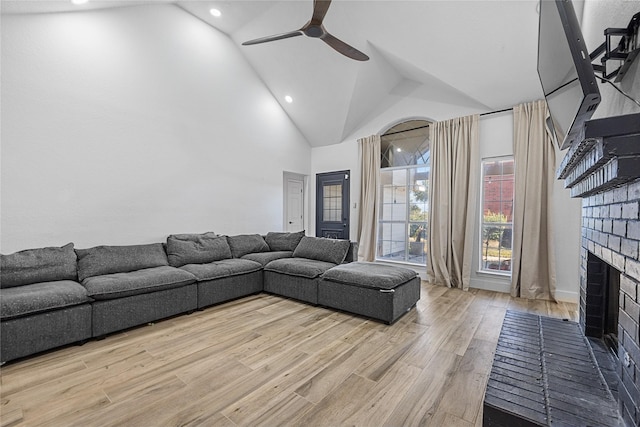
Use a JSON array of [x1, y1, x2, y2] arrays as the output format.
[[316, 170, 350, 239]]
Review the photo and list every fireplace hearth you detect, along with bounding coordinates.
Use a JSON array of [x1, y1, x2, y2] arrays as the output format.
[[483, 311, 622, 426]]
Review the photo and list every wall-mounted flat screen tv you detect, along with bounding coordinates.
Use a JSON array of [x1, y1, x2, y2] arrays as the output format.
[[537, 0, 600, 150]]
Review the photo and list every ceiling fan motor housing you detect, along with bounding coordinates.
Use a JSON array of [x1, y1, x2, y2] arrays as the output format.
[[304, 24, 324, 38]]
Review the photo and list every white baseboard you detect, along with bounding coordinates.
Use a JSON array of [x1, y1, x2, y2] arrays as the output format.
[[470, 274, 511, 294], [554, 290, 579, 304], [470, 277, 578, 304], [371, 262, 579, 303]]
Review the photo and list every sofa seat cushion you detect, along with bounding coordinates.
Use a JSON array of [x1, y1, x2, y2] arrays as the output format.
[[292, 237, 351, 265], [0, 280, 91, 320], [180, 259, 262, 281], [76, 243, 169, 282], [241, 251, 293, 266], [321, 262, 418, 290], [264, 258, 337, 279], [1, 243, 78, 288], [81, 266, 196, 300]]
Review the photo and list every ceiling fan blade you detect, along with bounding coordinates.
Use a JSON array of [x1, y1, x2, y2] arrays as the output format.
[[320, 32, 369, 61], [242, 30, 304, 46], [311, 0, 332, 25]]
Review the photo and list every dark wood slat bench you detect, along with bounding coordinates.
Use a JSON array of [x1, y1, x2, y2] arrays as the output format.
[[483, 310, 623, 427]]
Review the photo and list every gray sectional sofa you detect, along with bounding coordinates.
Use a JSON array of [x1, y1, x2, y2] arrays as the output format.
[[264, 237, 352, 304], [1, 231, 419, 364], [1, 243, 93, 364]]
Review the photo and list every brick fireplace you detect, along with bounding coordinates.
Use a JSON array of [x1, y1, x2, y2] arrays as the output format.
[[560, 113, 640, 426], [581, 181, 640, 425]]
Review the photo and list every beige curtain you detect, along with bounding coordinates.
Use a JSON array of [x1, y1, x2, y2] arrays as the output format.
[[357, 135, 381, 261], [511, 100, 557, 300], [427, 115, 479, 290]]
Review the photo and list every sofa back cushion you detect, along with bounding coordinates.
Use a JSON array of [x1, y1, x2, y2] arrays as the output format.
[[227, 234, 270, 258], [166, 233, 231, 267], [292, 236, 351, 265], [76, 243, 168, 282], [169, 231, 216, 240], [1, 243, 78, 288], [265, 231, 305, 252]]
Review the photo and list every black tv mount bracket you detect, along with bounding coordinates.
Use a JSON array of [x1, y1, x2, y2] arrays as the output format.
[[590, 11, 640, 82]]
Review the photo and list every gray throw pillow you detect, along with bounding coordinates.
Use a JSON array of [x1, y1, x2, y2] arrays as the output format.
[[226, 234, 270, 258], [265, 231, 305, 252], [166, 233, 231, 267], [1, 243, 78, 288], [292, 236, 351, 265], [76, 243, 168, 282]]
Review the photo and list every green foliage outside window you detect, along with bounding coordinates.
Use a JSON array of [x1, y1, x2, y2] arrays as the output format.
[[482, 211, 510, 261]]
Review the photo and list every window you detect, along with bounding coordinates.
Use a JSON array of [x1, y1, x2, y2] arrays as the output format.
[[480, 157, 514, 274], [377, 120, 431, 265], [322, 184, 342, 222]]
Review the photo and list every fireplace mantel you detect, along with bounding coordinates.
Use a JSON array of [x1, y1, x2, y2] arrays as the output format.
[[558, 113, 640, 198]]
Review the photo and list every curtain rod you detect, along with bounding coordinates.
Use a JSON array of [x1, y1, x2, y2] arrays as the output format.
[[383, 124, 430, 136], [480, 107, 512, 116], [382, 107, 513, 137]]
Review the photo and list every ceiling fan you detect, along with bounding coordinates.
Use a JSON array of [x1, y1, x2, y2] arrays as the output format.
[[241, 0, 369, 61]]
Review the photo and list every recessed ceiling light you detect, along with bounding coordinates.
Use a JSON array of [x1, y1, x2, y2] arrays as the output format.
[[284, 95, 293, 103], [71, 0, 89, 4], [209, 8, 221, 17], [396, 148, 402, 152]]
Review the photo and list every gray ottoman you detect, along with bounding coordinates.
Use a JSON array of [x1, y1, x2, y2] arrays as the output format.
[[318, 262, 421, 324]]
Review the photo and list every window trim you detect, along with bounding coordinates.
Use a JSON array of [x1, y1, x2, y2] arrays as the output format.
[[479, 155, 515, 276], [376, 164, 429, 265]]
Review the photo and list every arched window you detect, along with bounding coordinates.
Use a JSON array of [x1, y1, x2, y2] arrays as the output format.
[[377, 120, 431, 265]]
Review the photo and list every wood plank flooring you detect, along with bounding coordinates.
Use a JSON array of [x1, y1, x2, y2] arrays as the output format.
[[0, 283, 578, 427]]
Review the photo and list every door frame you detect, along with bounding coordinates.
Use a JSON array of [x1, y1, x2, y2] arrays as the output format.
[[283, 172, 307, 232], [315, 170, 350, 239]]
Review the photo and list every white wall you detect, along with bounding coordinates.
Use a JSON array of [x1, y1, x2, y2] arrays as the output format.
[[471, 112, 583, 302], [551, 147, 584, 302], [581, 0, 640, 119], [310, 141, 360, 240], [470, 112, 514, 294], [0, 4, 311, 253]]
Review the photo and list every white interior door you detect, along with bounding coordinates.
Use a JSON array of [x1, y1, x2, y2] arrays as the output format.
[[285, 177, 304, 232]]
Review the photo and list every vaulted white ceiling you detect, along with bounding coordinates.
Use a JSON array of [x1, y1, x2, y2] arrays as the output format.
[[2, 0, 547, 147]]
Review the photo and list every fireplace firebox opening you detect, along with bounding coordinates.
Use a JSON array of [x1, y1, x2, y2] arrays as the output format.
[[586, 252, 620, 356]]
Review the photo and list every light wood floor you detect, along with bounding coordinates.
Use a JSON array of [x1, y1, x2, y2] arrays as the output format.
[[0, 282, 577, 427]]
